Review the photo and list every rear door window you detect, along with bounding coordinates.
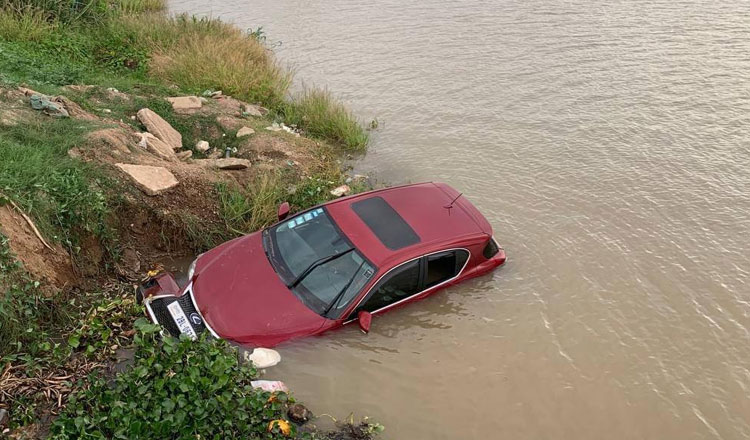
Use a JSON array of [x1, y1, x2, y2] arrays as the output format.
[[351, 260, 421, 316], [424, 250, 469, 288]]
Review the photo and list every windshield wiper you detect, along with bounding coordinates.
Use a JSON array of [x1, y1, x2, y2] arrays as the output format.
[[324, 260, 366, 317], [288, 248, 354, 288]]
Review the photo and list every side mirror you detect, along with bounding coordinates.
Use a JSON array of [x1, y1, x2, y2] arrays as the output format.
[[357, 310, 372, 334], [277, 202, 290, 221]]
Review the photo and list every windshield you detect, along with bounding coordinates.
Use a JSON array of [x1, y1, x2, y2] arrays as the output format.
[[263, 208, 375, 317]]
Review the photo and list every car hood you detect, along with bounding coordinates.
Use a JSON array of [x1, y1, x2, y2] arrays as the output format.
[[191, 231, 327, 347]]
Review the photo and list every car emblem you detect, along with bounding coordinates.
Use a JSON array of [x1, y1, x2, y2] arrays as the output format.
[[189, 313, 202, 326]]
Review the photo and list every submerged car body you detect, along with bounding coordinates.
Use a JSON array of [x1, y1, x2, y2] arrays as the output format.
[[140, 182, 506, 347]]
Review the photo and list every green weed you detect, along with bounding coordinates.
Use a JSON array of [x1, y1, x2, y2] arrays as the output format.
[[282, 89, 369, 152], [51, 322, 304, 439]]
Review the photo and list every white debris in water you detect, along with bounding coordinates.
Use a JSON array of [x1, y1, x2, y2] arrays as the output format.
[[243, 347, 281, 368]]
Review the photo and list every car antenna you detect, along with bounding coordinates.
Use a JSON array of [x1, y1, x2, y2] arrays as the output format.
[[443, 193, 463, 216]]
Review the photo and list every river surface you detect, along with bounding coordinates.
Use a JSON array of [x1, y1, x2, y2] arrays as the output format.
[[169, 1, 750, 438]]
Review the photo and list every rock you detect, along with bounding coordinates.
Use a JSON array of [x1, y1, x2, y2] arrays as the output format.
[[176, 150, 193, 161], [18, 86, 42, 97], [166, 96, 202, 113], [0, 408, 7, 428], [105, 87, 129, 100], [115, 164, 179, 196], [216, 115, 245, 131], [330, 185, 351, 197], [88, 128, 136, 154], [211, 90, 223, 98], [213, 158, 250, 170], [266, 122, 283, 132], [199, 97, 209, 104], [242, 104, 263, 117], [287, 404, 311, 424], [214, 96, 247, 115], [30, 94, 69, 118], [195, 140, 210, 152], [207, 149, 223, 159], [136, 108, 182, 150], [236, 127, 255, 138], [52, 96, 98, 121], [140, 132, 176, 161]]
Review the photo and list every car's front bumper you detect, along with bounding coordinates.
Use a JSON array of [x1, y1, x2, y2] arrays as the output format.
[[139, 273, 218, 339]]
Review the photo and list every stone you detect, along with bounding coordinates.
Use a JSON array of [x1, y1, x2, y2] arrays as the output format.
[[0, 408, 7, 428], [52, 96, 98, 121], [18, 86, 42, 97], [214, 158, 250, 170], [115, 164, 179, 196], [88, 128, 136, 154], [216, 115, 245, 131], [195, 140, 210, 152], [140, 133, 176, 161], [30, 94, 69, 118], [330, 185, 351, 197], [236, 127, 255, 138], [137, 108, 182, 150], [242, 104, 263, 117], [287, 404, 311, 424], [166, 96, 202, 113], [176, 150, 193, 161]]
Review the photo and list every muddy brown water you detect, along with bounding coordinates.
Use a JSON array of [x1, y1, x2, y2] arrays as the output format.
[[168, 1, 750, 438]]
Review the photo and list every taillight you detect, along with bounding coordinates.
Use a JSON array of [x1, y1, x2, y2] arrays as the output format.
[[483, 238, 500, 259]]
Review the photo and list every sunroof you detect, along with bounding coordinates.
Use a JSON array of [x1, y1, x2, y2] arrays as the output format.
[[351, 196, 420, 250]]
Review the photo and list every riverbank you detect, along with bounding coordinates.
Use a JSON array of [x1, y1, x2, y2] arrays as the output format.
[[0, 1, 380, 438]]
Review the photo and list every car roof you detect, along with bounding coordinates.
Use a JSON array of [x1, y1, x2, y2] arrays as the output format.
[[325, 182, 491, 268]]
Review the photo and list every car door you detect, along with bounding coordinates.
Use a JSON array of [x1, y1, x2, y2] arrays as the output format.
[[347, 249, 470, 319], [348, 259, 422, 318]]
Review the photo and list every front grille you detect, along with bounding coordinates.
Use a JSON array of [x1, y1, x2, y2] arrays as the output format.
[[150, 291, 206, 337], [150, 298, 181, 337]]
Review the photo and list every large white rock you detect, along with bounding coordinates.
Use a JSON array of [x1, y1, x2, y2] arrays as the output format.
[[330, 185, 351, 197], [236, 127, 255, 138], [136, 108, 182, 150], [115, 164, 179, 196], [140, 132, 176, 161], [195, 140, 210, 152], [214, 158, 250, 170], [166, 96, 202, 113]]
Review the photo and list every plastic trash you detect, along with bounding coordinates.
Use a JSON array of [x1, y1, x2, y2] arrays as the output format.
[[251, 380, 289, 393], [243, 347, 281, 368]]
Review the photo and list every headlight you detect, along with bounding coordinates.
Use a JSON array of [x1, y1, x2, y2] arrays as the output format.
[[187, 258, 198, 279]]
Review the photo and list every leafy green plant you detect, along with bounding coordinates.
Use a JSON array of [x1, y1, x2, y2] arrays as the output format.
[[51, 321, 301, 439]]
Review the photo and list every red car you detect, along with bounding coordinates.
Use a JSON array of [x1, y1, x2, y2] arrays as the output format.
[[139, 182, 506, 347]]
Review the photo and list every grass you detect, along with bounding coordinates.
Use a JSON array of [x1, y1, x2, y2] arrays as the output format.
[[218, 173, 285, 235], [0, 118, 112, 247], [283, 89, 369, 152], [0, 116, 111, 240]]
